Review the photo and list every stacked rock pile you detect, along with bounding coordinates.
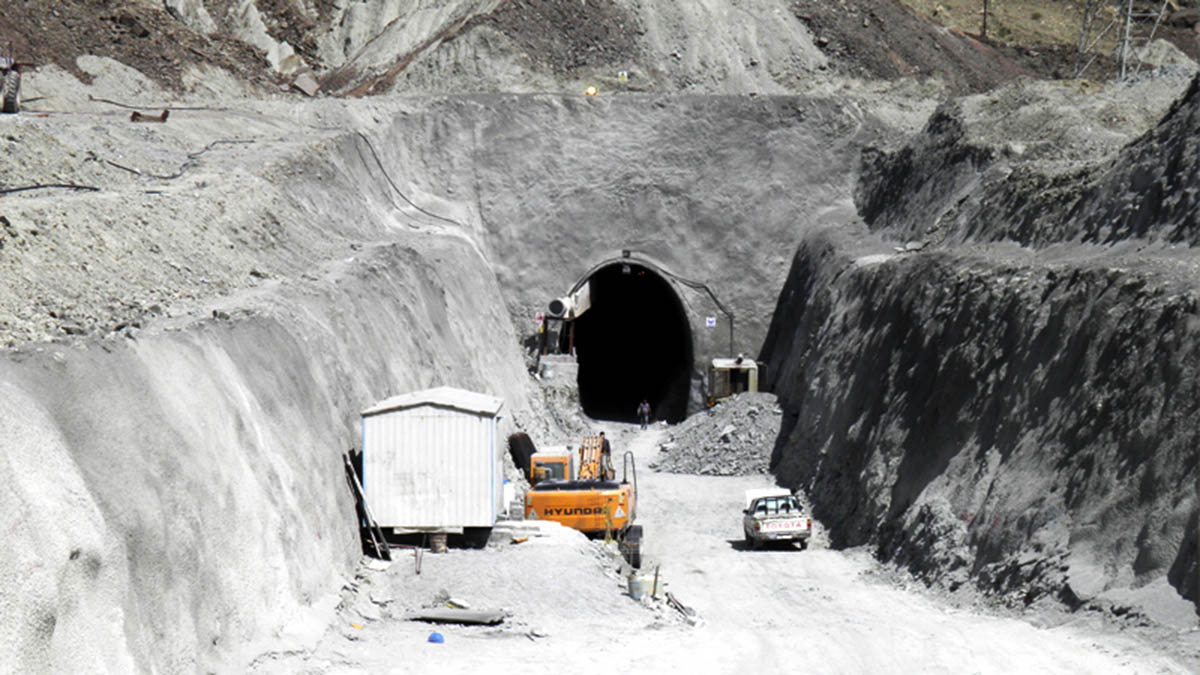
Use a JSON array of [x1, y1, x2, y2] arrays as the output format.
[[652, 392, 782, 476]]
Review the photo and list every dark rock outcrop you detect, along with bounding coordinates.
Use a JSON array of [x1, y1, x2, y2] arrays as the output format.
[[779, 78, 1200, 620], [858, 74, 1200, 248], [762, 227, 1199, 618]]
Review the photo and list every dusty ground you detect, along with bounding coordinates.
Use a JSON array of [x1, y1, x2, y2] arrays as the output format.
[[248, 428, 1198, 673]]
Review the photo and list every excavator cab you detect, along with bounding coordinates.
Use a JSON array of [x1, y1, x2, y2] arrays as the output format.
[[528, 449, 573, 486]]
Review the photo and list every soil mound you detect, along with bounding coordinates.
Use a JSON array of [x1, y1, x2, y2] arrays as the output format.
[[469, 0, 643, 75], [652, 393, 781, 476]]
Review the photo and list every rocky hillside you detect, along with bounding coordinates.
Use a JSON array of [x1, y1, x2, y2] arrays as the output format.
[[762, 75, 1200, 625], [1, 0, 1041, 97], [857, 72, 1199, 247]]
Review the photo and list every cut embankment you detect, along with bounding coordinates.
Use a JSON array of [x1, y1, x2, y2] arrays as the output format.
[[365, 93, 905, 382], [0, 236, 530, 672], [0, 99, 537, 671], [856, 74, 1198, 248], [761, 230, 1199, 626]]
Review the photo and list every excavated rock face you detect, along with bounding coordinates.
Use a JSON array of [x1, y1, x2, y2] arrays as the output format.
[[0, 98, 538, 671], [764, 233, 1199, 620], [858, 74, 1199, 248], [764, 75, 1200, 624], [1074, 75, 1200, 244]]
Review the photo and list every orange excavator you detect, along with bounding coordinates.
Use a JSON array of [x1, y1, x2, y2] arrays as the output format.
[[524, 434, 642, 567]]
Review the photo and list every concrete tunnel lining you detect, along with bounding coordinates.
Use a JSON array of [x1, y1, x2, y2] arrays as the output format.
[[561, 260, 694, 424]]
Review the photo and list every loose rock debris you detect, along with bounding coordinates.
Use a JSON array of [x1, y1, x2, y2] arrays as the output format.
[[652, 392, 782, 476]]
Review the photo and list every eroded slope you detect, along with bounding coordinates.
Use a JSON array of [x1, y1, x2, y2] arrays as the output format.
[[763, 75, 1200, 627], [0, 85, 537, 670]]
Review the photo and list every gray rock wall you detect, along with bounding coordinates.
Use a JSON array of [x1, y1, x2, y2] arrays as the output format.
[[762, 230, 1199, 622], [0, 237, 530, 671], [367, 94, 894, 376], [779, 77, 1200, 624], [857, 74, 1198, 248], [0, 101, 535, 670]]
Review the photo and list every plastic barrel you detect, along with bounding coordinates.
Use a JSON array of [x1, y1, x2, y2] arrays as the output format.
[[628, 574, 648, 600]]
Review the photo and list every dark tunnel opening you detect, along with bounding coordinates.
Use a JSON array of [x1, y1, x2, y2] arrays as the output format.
[[562, 263, 694, 424]]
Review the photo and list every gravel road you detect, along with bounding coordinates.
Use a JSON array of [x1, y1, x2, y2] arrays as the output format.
[[628, 429, 1191, 673], [250, 427, 1192, 673]]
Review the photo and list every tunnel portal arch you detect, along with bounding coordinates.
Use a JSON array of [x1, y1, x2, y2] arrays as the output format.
[[560, 259, 694, 424]]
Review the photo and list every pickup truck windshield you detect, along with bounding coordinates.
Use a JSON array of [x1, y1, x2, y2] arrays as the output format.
[[753, 496, 801, 515]]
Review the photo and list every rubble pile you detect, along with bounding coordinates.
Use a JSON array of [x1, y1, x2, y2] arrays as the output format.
[[652, 393, 782, 476]]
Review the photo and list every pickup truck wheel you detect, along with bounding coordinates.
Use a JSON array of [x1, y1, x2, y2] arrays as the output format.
[[797, 539, 809, 551]]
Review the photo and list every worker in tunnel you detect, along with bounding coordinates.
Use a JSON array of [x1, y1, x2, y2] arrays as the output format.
[[637, 399, 651, 430]]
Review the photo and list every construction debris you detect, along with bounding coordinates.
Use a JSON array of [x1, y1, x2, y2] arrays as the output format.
[[405, 608, 506, 626], [130, 110, 170, 123], [652, 392, 781, 476], [665, 592, 695, 618]]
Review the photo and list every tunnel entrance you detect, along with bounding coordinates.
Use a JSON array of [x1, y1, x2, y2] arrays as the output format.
[[563, 262, 693, 424]]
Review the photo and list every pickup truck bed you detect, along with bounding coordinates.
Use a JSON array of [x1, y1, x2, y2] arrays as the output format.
[[743, 489, 811, 550]]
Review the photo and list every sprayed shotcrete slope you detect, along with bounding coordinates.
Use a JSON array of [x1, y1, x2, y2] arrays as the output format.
[[0, 98, 534, 671], [361, 93, 920, 373]]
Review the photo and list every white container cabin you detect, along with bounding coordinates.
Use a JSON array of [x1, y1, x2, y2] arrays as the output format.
[[361, 386, 504, 534]]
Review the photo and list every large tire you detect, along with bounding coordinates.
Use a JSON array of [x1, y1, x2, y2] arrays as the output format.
[[2, 70, 20, 114], [507, 432, 536, 478], [620, 525, 643, 568], [628, 542, 641, 570]]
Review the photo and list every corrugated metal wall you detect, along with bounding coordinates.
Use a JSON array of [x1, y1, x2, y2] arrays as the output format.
[[362, 404, 499, 529]]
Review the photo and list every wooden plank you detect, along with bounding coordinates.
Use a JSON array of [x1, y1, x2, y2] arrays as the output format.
[[344, 452, 392, 561], [405, 608, 506, 625]]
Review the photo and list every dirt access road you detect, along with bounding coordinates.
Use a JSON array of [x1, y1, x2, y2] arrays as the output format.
[[633, 430, 1190, 673], [250, 428, 1191, 673]]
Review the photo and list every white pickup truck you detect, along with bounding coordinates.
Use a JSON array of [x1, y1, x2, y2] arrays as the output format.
[[742, 488, 811, 550]]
